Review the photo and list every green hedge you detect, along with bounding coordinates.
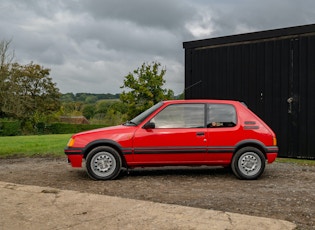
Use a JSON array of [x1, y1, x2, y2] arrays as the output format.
[[0, 121, 107, 136], [46, 123, 107, 134], [0, 121, 21, 136]]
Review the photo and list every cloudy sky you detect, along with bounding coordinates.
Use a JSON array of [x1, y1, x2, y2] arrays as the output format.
[[1, 0, 315, 94]]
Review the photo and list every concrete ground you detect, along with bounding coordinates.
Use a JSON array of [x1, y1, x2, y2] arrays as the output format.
[[0, 181, 296, 230]]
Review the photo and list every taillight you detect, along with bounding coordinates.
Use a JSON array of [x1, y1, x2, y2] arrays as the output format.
[[273, 137, 277, 146]]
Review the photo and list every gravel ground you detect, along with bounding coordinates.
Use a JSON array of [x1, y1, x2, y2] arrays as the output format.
[[0, 157, 314, 229]]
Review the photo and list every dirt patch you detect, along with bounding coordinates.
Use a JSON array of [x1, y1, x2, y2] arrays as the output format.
[[0, 157, 314, 229]]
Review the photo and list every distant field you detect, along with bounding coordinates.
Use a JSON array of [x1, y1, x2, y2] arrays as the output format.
[[0, 134, 71, 158]]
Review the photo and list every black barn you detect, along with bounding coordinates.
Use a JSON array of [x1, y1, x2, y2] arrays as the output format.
[[183, 24, 315, 159]]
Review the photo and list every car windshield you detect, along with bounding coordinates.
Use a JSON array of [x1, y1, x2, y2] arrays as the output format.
[[124, 102, 164, 126]]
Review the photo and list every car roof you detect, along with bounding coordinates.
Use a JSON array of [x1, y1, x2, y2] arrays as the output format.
[[162, 99, 240, 105]]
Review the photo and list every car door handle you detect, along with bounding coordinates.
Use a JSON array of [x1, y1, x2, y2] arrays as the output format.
[[196, 132, 205, 136]]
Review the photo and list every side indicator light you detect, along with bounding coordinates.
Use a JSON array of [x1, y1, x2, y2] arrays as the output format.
[[67, 138, 75, 147]]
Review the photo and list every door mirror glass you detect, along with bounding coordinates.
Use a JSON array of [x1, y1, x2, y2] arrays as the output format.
[[143, 122, 155, 129]]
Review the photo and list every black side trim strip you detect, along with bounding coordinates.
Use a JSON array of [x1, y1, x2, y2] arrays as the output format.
[[133, 146, 236, 154], [64, 147, 83, 155], [122, 148, 133, 155], [207, 146, 235, 153], [66, 143, 278, 156], [265, 146, 279, 153]]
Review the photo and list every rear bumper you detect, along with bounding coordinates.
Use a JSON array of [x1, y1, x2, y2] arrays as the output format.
[[265, 146, 278, 163], [64, 148, 84, 168], [266, 152, 278, 163]]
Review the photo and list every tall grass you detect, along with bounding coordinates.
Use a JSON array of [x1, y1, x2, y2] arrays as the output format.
[[0, 134, 72, 158]]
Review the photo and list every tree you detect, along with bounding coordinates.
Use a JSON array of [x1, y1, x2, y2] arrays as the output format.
[[0, 39, 61, 133], [2, 62, 61, 128], [82, 104, 96, 119], [120, 62, 174, 119], [0, 40, 14, 118], [60, 93, 75, 102], [85, 95, 98, 104]]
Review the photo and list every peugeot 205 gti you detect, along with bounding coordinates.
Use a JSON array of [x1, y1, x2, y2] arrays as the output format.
[[65, 100, 278, 180]]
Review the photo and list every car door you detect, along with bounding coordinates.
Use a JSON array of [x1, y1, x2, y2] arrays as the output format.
[[132, 103, 207, 165]]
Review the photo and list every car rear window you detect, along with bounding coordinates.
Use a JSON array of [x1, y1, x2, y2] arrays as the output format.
[[207, 104, 236, 128]]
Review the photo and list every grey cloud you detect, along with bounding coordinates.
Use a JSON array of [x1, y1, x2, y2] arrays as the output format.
[[1, 0, 315, 95], [204, 0, 315, 36], [76, 0, 195, 31]]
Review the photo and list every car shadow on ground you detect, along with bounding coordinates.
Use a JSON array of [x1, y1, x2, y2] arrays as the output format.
[[74, 166, 235, 181], [125, 166, 230, 177]]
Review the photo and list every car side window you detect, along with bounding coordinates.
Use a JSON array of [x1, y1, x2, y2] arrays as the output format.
[[152, 104, 205, 128], [207, 104, 236, 128]]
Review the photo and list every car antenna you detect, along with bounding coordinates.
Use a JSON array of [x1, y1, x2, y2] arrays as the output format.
[[184, 80, 202, 92]]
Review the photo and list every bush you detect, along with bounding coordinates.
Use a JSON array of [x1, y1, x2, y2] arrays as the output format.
[[0, 120, 21, 136]]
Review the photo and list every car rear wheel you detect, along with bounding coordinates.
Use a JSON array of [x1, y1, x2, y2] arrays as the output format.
[[86, 146, 122, 180], [231, 147, 265, 180]]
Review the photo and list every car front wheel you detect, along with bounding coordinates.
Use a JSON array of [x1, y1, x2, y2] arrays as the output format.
[[231, 147, 265, 180], [86, 146, 122, 180]]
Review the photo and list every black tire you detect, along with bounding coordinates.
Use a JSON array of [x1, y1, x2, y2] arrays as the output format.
[[231, 147, 265, 180], [86, 146, 122, 180]]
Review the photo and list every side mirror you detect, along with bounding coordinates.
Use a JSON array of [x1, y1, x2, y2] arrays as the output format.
[[143, 122, 155, 129]]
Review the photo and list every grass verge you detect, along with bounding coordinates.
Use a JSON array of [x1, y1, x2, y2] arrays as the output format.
[[276, 157, 315, 166], [0, 134, 72, 158]]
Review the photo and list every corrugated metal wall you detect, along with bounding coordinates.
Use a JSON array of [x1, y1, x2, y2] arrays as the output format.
[[184, 25, 315, 158]]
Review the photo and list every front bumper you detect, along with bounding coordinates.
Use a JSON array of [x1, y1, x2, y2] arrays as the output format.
[[65, 147, 84, 168]]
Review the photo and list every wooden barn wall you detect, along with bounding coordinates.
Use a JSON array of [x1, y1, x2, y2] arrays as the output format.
[[185, 35, 315, 158]]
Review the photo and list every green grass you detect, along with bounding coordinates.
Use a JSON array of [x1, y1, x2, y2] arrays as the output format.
[[0, 134, 72, 158], [276, 157, 315, 166]]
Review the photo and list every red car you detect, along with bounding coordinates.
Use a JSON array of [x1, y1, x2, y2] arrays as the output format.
[[65, 100, 278, 180]]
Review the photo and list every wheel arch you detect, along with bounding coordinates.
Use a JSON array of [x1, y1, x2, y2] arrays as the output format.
[[234, 140, 267, 160], [82, 139, 128, 167]]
